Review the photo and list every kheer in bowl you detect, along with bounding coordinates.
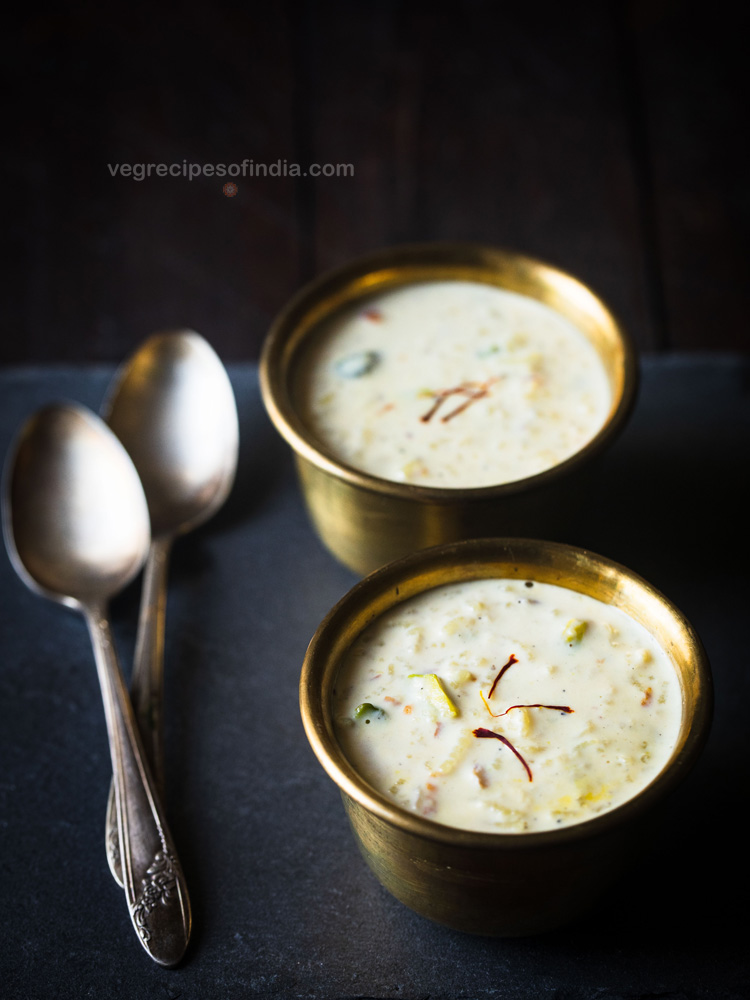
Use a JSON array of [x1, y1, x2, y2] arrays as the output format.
[[300, 538, 712, 936], [260, 244, 637, 575]]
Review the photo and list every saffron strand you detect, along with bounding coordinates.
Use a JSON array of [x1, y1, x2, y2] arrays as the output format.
[[473, 727, 533, 782]]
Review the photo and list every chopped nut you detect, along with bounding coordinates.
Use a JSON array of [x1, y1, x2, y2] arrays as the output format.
[[400, 458, 429, 480], [563, 619, 588, 644], [444, 615, 473, 635], [334, 350, 380, 378], [408, 672, 459, 717], [353, 702, 386, 722], [449, 668, 476, 686], [472, 764, 489, 788]]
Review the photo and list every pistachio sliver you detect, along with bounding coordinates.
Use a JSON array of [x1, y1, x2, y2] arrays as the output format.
[[563, 619, 588, 644], [334, 350, 380, 379], [353, 702, 386, 722], [408, 673, 459, 717]]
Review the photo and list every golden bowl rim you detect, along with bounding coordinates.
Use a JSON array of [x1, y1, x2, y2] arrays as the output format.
[[300, 536, 713, 851], [260, 240, 639, 501]]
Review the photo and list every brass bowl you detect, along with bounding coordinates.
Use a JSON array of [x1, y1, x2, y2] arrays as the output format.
[[300, 537, 712, 936], [260, 243, 638, 575]]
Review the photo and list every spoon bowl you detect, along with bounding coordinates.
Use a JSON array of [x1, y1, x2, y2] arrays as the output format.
[[5, 403, 150, 606], [104, 329, 239, 537]]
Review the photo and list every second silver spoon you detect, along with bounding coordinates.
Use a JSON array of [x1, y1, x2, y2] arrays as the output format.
[[103, 329, 239, 886]]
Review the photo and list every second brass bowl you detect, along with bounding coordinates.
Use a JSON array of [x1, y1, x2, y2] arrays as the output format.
[[300, 537, 712, 936], [260, 243, 638, 576]]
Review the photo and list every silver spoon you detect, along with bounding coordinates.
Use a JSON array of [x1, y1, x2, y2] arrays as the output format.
[[102, 329, 239, 887], [2, 403, 191, 967]]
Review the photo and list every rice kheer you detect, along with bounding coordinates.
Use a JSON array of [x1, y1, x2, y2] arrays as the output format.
[[334, 578, 682, 834], [297, 281, 612, 488]]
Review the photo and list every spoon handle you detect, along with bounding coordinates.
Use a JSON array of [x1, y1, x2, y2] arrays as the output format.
[[106, 538, 172, 887], [87, 604, 191, 967]]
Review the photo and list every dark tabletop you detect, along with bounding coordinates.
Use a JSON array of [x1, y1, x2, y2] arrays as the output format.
[[1, 357, 748, 1000]]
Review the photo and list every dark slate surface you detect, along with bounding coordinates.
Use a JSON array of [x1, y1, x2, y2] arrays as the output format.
[[1, 358, 748, 1000]]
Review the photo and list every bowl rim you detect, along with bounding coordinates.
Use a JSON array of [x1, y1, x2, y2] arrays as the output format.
[[260, 241, 639, 501], [300, 536, 713, 851]]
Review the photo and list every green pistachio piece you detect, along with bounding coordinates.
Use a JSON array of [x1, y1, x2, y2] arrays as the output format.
[[408, 673, 459, 717], [353, 702, 386, 722], [334, 350, 380, 379], [477, 344, 500, 358], [563, 619, 588, 644]]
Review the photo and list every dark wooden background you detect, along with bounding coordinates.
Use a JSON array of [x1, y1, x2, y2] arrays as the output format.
[[2, 0, 748, 366]]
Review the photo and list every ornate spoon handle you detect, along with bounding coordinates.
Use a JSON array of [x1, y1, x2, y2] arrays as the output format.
[[105, 537, 171, 887], [87, 602, 190, 967]]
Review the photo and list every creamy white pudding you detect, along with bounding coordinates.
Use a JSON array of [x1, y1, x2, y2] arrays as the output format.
[[296, 281, 612, 488], [334, 578, 682, 833]]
